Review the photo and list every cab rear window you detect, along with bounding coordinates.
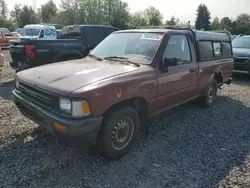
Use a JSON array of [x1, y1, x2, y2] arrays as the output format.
[[199, 41, 232, 61]]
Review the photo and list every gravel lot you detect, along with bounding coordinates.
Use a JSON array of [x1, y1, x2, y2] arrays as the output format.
[[0, 50, 250, 188]]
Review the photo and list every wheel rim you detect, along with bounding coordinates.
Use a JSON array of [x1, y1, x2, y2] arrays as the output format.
[[208, 87, 214, 103], [111, 117, 134, 150]]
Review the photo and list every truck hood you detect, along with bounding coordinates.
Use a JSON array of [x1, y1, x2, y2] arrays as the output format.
[[16, 57, 146, 96], [233, 48, 250, 57]]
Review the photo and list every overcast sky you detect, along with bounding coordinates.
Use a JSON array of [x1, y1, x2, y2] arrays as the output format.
[[7, 0, 250, 24]]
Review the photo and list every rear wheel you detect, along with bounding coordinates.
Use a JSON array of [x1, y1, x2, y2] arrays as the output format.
[[201, 79, 218, 108], [97, 106, 140, 160]]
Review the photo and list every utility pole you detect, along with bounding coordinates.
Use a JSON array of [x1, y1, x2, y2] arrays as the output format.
[[32, 0, 36, 10]]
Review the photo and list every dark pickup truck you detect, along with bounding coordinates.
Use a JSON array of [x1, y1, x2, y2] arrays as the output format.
[[13, 28, 233, 159], [9, 25, 119, 71]]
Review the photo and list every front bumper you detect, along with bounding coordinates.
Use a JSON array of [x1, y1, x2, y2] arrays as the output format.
[[13, 90, 103, 145], [233, 58, 250, 72], [0, 53, 4, 67]]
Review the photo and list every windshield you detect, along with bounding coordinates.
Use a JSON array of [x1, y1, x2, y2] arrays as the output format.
[[232, 37, 250, 48], [16, 28, 22, 33], [90, 32, 163, 64], [20, 28, 41, 36]]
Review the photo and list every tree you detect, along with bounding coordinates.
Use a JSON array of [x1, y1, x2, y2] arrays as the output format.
[[39, 0, 58, 23], [165, 16, 179, 26], [0, 17, 15, 31], [0, 0, 7, 18], [10, 4, 22, 26], [19, 6, 39, 27], [235, 13, 250, 34], [211, 17, 220, 30], [144, 6, 162, 26], [129, 11, 147, 29], [195, 4, 211, 30], [109, 0, 130, 29], [220, 17, 232, 30]]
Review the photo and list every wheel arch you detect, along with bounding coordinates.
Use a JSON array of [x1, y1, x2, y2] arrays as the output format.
[[102, 97, 149, 134]]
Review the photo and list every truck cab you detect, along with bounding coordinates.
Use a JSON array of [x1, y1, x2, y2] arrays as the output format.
[[13, 28, 233, 159]]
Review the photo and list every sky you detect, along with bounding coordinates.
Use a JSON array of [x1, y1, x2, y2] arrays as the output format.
[[7, 0, 250, 24]]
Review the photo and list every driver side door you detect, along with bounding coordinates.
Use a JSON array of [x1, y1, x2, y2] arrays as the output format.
[[156, 34, 199, 111]]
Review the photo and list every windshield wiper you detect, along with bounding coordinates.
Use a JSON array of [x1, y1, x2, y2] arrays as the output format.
[[87, 54, 102, 61], [104, 56, 140, 67]]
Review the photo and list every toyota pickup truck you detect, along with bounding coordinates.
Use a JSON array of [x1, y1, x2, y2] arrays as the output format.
[[9, 25, 119, 72], [13, 28, 233, 159]]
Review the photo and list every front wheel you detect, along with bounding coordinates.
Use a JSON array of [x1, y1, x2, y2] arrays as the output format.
[[201, 79, 218, 108], [97, 106, 140, 160]]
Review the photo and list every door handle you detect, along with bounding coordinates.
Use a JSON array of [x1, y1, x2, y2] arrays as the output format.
[[189, 68, 196, 73]]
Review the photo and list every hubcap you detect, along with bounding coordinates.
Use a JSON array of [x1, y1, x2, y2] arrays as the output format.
[[208, 87, 214, 103], [111, 117, 134, 150]]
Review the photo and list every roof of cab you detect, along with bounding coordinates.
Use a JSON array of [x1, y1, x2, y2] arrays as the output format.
[[115, 29, 168, 33], [114, 29, 231, 42], [23, 24, 56, 29], [71, 24, 119, 30], [195, 30, 231, 42]]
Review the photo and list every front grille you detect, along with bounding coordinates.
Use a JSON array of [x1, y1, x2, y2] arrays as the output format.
[[234, 57, 250, 63], [16, 81, 58, 110]]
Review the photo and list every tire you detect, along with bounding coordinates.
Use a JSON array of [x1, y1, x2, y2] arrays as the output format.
[[97, 106, 140, 160], [201, 79, 218, 108]]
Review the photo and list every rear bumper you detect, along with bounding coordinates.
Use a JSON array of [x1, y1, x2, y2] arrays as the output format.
[[13, 89, 103, 145], [9, 60, 31, 71]]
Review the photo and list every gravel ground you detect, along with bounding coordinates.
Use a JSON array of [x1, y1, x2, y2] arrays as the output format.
[[0, 50, 250, 188]]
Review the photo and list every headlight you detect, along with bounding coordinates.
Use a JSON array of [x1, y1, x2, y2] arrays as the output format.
[[59, 98, 90, 117], [60, 98, 71, 114], [15, 79, 20, 89]]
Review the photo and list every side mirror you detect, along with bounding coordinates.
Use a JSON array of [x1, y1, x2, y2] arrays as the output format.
[[163, 57, 178, 67], [161, 57, 178, 72]]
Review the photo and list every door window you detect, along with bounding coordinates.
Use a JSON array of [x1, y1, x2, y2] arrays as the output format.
[[163, 35, 191, 63]]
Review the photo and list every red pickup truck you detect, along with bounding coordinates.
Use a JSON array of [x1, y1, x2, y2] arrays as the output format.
[[13, 28, 233, 159]]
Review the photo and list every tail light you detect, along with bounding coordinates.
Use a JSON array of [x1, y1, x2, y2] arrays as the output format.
[[25, 45, 35, 59]]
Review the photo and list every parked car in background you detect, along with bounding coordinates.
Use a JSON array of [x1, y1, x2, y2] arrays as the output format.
[[18, 24, 57, 40], [9, 25, 119, 72], [0, 30, 18, 47], [0, 47, 5, 67], [10, 28, 23, 36], [13, 28, 233, 159], [42, 23, 63, 30], [232, 35, 250, 74], [0, 28, 10, 35]]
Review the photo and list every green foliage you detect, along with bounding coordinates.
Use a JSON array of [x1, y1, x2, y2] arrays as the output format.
[[0, 0, 7, 18], [165, 16, 179, 26], [10, 4, 22, 26], [0, 0, 250, 35], [39, 0, 58, 23], [19, 6, 39, 28], [0, 17, 15, 31], [144, 6, 163, 26], [211, 17, 220, 30], [195, 4, 211, 31]]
